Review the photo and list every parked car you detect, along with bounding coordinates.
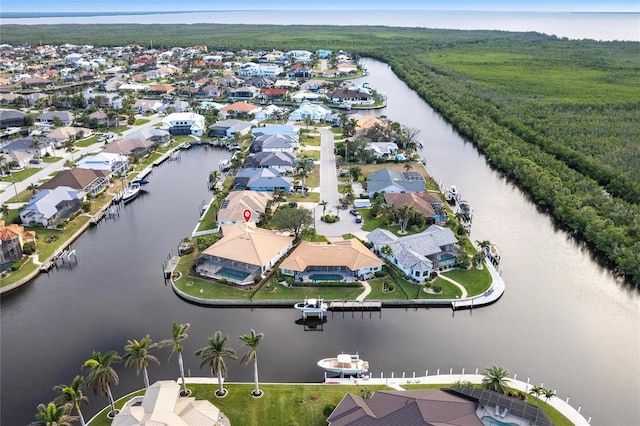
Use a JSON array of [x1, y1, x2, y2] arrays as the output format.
[[339, 169, 349, 177], [349, 209, 358, 216], [29, 158, 41, 164], [288, 202, 298, 208], [355, 214, 362, 223]]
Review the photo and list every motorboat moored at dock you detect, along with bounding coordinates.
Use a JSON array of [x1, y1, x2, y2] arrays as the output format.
[[294, 298, 328, 317], [317, 353, 369, 376]]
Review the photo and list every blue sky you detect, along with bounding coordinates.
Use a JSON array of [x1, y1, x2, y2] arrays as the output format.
[[3, 0, 639, 13]]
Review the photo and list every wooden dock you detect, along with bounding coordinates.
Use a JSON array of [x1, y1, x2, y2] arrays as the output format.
[[329, 301, 382, 311], [164, 256, 180, 279]]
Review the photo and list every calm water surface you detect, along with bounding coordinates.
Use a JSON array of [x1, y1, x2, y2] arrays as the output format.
[[1, 61, 639, 426]]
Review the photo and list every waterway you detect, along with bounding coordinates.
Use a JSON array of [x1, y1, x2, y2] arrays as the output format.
[[1, 61, 639, 425]]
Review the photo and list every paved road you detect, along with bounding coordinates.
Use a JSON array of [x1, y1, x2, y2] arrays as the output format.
[[305, 127, 367, 238], [0, 114, 165, 205]]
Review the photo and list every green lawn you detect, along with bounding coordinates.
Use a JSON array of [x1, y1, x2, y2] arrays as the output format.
[[41, 156, 64, 163], [76, 136, 99, 147], [301, 135, 321, 146], [442, 266, 492, 296], [252, 279, 363, 301], [173, 254, 254, 300], [87, 384, 388, 426], [0, 257, 34, 288], [301, 150, 320, 160], [1, 168, 40, 183], [135, 118, 150, 125]]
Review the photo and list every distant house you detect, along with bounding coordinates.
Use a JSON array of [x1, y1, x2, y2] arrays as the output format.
[[39, 168, 110, 197], [125, 128, 171, 146], [233, 167, 292, 192], [35, 111, 74, 126], [20, 186, 86, 228], [0, 109, 28, 128], [1, 151, 32, 168], [251, 125, 298, 138], [102, 138, 154, 157], [249, 134, 298, 153], [216, 190, 272, 226], [218, 101, 260, 118], [227, 86, 260, 100], [279, 239, 383, 282], [195, 84, 223, 98], [195, 222, 294, 285], [75, 152, 129, 176], [367, 225, 461, 281], [367, 168, 425, 197], [244, 151, 296, 173], [160, 112, 205, 136], [45, 126, 91, 147], [384, 192, 446, 223], [259, 88, 288, 101], [0, 136, 56, 157], [366, 142, 399, 160], [315, 49, 332, 59], [134, 99, 164, 113], [289, 102, 331, 123], [208, 119, 253, 138], [87, 110, 118, 127]]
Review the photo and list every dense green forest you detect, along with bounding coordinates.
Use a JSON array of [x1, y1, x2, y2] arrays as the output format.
[[2, 24, 639, 284]]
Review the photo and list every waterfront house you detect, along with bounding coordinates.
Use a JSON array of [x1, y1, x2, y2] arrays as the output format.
[[289, 102, 331, 123], [232, 167, 293, 192], [112, 380, 224, 426], [367, 168, 425, 197], [195, 222, 294, 285], [384, 192, 446, 223], [216, 190, 272, 227], [75, 152, 129, 176], [19, 186, 86, 228], [160, 112, 205, 136], [125, 128, 171, 146], [102, 138, 154, 158], [39, 168, 110, 197], [0, 109, 28, 128], [366, 142, 399, 160], [35, 111, 74, 126], [367, 225, 461, 281], [208, 119, 253, 138], [279, 239, 383, 283]]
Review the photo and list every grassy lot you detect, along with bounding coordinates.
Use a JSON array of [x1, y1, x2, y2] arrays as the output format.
[[345, 162, 431, 181], [135, 118, 150, 125], [196, 200, 219, 232], [442, 266, 492, 296], [28, 215, 91, 260], [1, 168, 40, 183], [88, 384, 389, 426], [301, 149, 320, 160], [301, 135, 321, 146], [252, 278, 363, 301], [76, 136, 99, 147], [41, 156, 64, 163], [0, 257, 34, 287]]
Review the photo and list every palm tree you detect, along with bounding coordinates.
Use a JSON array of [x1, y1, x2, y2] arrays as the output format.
[[528, 385, 543, 405], [82, 350, 121, 417], [53, 375, 89, 426], [542, 388, 555, 405], [195, 331, 238, 397], [482, 365, 510, 394], [404, 162, 413, 172], [1, 204, 9, 219], [28, 183, 39, 194], [394, 204, 415, 234], [239, 329, 264, 397], [63, 137, 75, 161], [163, 322, 191, 396], [123, 335, 161, 389], [31, 402, 78, 426], [319, 200, 328, 216]]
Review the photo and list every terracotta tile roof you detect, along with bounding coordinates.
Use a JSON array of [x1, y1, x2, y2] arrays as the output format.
[[384, 192, 442, 217], [280, 239, 383, 273], [220, 101, 259, 113]]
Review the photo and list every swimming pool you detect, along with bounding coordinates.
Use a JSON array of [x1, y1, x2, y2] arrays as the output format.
[[217, 267, 250, 281], [481, 416, 518, 426], [309, 273, 344, 281]]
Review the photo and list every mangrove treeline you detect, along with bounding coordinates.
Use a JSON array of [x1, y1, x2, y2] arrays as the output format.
[[2, 24, 639, 285]]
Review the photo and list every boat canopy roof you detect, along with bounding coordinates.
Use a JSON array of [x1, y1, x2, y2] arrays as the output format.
[[337, 354, 352, 363]]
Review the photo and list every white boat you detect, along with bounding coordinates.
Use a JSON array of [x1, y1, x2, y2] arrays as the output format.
[[294, 298, 328, 316], [485, 242, 501, 266], [445, 185, 460, 203], [317, 353, 369, 376], [122, 182, 141, 204]]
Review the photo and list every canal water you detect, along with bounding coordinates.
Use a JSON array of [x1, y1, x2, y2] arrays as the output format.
[[1, 60, 639, 425]]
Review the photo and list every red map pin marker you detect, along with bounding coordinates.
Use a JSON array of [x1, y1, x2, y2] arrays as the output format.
[[243, 209, 252, 223]]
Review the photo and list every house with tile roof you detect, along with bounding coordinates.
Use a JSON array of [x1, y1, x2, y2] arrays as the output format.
[[102, 138, 154, 157], [216, 190, 272, 227], [280, 239, 383, 282], [367, 168, 425, 197], [1, 220, 36, 270], [19, 186, 86, 228], [195, 222, 294, 285], [112, 380, 225, 426], [218, 101, 260, 118], [367, 225, 461, 281], [125, 127, 171, 146], [384, 192, 446, 223], [39, 168, 110, 197]]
